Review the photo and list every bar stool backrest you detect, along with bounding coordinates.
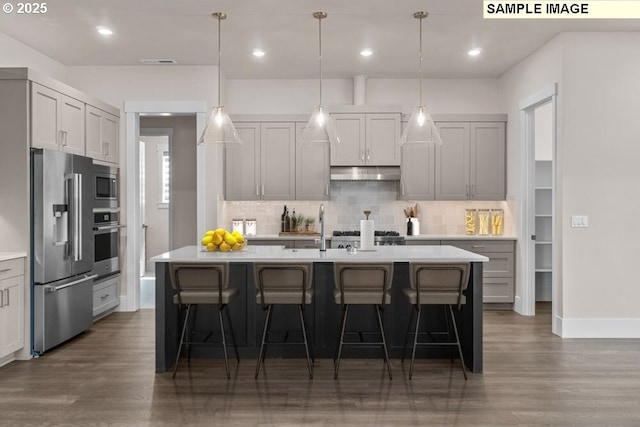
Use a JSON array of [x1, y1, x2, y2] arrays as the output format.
[[169, 262, 229, 305], [254, 262, 313, 306], [410, 262, 470, 307], [334, 262, 394, 305]]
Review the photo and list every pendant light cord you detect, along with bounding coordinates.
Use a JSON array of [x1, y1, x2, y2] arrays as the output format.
[[418, 14, 423, 106], [318, 15, 323, 107], [217, 14, 222, 107]]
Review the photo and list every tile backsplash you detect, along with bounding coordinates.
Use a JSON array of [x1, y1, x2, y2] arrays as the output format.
[[220, 181, 514, 236]]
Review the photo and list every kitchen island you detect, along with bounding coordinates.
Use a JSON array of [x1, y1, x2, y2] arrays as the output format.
[[153, 245, 487, 374]]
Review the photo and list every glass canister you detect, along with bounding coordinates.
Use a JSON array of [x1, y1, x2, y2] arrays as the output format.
[[477, 209, 491, 235], [465, 209, 477, 235], [491, 209, 504, 235]]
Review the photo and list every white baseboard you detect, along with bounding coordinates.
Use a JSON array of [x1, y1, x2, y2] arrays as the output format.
[[559, 316, 640, 338]]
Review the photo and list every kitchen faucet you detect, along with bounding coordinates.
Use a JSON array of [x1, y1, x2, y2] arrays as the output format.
[[319, 204, 326, 251]]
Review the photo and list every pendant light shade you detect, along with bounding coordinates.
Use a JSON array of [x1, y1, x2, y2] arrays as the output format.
[[400, 11, 442, 146], [300, 12, 340, 146], [199, 12, 241, 145]]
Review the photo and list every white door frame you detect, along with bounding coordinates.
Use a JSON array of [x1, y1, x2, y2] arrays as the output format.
[[517, 83, 559, 335], [123, 101, 206, 311]]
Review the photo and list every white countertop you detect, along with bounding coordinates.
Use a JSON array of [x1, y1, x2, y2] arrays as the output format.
[[247, 235, 326, 241], [0, 252, 27, 262], [151, 245, 488, 263]]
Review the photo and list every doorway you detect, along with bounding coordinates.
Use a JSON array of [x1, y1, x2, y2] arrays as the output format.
[[123, 101, 207, 312], [138, 129, 172, 309], [518, 83, 558, 335]]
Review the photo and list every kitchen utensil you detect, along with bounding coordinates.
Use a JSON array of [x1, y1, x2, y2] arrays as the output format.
[[364, 210, 371, 220]]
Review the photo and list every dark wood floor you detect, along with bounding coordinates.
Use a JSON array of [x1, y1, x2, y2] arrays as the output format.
[[2, 303, 640, 426]]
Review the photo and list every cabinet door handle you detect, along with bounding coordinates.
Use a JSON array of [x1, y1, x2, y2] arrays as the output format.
[[366, 148, 371, 161], [256, 185, 259, 197], [360, 149, 365, 161], [325, 183, 329, 196], [0, 289, 3, 307], [62, 130, 68, 146], [466, 185, 469, 199], [261, 185, 265, 196], [4, 289, 8, 306], [471, 184, 475, 198]]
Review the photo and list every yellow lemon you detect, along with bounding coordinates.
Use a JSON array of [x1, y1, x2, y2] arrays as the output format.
[[235, 234, 245, 244], [232, 243, 243, 251], [214, 228, 227, 236], [201, 235, 213, 246], [212, 234, 223, 245], [224, 233, 237, 246], [206, 242, 217, 252], [219, 242, 231, 252], [205, 230, 215, 236]]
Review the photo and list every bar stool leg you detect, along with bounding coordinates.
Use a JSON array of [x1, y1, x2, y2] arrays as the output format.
[[334, 305, 349, 379], [375, 304, 392, 380], [299, 305, 313, 379], [225, 305, 240, 362], [448, 305, 468, 380], [218, 306, 230, 380], [173, 304, 192, 379], [255, 304, 273, 379], [409, 305, 421, 380], [402, 305, 417, 363]]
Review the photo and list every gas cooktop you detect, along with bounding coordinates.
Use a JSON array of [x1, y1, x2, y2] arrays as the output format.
[[332, 230, 400, 237]]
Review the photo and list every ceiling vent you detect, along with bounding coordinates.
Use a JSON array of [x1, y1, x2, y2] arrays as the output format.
[[140, 59, 177, 65]]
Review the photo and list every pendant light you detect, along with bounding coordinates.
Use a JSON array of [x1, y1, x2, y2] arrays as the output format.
[[198, 12, 241, 145], [400, 11, 442, 146], [300, 11, 340, 146]]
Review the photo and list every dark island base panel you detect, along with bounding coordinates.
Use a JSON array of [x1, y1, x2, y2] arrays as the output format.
[[155, 262, 483, 374]]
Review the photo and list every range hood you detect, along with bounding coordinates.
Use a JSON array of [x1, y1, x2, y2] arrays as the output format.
[[330, 166, 401, 181]]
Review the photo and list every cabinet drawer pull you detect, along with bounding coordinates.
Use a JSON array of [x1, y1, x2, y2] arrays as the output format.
[[471, 245, 485, 249], [0, 268, 10, 273], [100, 294, 110, 300], [0, 290, 3, 307], [4, 289, 9, 305]]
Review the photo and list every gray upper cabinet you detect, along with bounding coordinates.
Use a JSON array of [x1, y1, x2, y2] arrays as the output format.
[[85, 105, 119, 165], [435, 121, 505, 200], [31, 82, 85, 156], [331, 113, 400, 166], [295, 122, 330, 200], [225, 123, 260, 200], [260, 122, 295, 200], [225, 122, 295, 201], [400, 139, 435, 200]]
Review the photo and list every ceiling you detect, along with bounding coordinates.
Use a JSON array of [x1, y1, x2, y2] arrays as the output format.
[[1, 0, 639, 79]]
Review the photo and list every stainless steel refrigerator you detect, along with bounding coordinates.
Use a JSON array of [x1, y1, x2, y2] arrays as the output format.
[[31, 148, 96, 354]]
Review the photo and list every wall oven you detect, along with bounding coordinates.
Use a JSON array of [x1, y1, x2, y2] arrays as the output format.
[[94, 164, 118, 209], [93, 209, 120, 278]]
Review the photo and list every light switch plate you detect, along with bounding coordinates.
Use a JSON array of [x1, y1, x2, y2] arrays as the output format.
[[571, 215, 588, 228]]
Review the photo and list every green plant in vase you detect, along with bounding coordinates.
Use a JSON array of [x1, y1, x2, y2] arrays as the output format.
[[305, 216, 316, 232]]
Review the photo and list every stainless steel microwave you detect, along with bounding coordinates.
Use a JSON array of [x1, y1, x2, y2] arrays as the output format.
[[93, 164, 118, 209]]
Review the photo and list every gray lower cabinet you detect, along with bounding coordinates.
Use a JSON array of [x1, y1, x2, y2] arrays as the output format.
[[225, 122, 295, 201], [407, 239, 515, 304], [433, 122, 505, 201], [441, 240, 515, 304], [93, 274, 120, 319]]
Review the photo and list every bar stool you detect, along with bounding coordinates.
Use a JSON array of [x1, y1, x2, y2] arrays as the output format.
[[254, 262, 314, 379], [333, 262, 393, 380], [169, 262, 239, 379], [401, 262, 470, 380]]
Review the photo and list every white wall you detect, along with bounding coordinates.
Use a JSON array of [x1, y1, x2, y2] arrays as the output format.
[[227, 78, 501, 114], [560, 33, 640, 331], [0, 32, 67, 81], [501, 32, 640, 337]]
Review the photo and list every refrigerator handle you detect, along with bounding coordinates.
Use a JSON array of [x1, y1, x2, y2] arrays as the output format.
[[44, 274, 98, 293], [73, 173, 82, 261]]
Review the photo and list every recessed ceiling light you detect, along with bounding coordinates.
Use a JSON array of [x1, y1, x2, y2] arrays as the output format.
[[468, 48, 482, 57], [360, 48, 373, 57], [252, 49, 266, 57], [96, 27, 113, 36]]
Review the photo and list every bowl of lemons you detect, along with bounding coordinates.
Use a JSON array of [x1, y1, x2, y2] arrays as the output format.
[[201, 228, 247, 252]]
